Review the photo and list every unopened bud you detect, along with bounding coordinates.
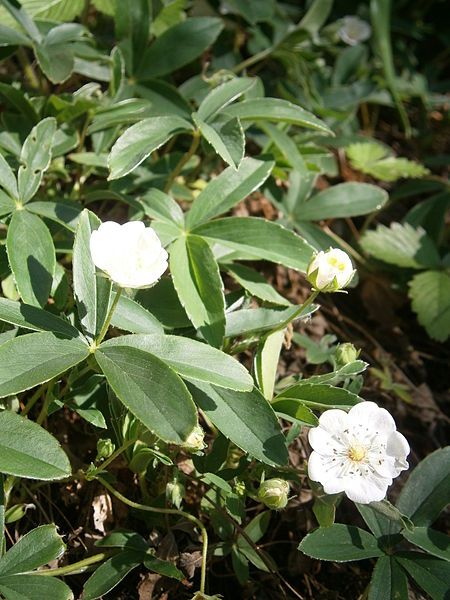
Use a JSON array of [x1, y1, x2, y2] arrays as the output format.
[[182, 425, 205, 452], [96, 438, 115, 461], [307, 248, 355, 292], [257, 479, 290, 510], [335, 343, 360, 366]]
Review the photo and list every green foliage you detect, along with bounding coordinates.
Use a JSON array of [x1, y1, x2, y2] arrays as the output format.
[[0, 0, 447, 597], [346, 142, 429, 182]]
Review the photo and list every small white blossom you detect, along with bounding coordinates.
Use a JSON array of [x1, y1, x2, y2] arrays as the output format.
[[258, 478, 290, 510], [90, 221, 168, 289], [307, 248, 355, 292], [182, 425, 205, 452], [339, 16, 372, 46], [308, 402, 409, 504]]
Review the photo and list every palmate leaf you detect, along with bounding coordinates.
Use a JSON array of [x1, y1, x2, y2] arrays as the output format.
[[347, 142, 429, 182], [299, 524, 383, 562], [361, 222, 441, 269], [408, 271, 450, 342]]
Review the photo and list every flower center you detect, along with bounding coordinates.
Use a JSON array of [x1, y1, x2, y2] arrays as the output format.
[[327, 257, 346, 271], [348, 443, 367, 462]]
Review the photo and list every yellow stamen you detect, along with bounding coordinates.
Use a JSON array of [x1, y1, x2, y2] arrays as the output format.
[[348, 444, 367, 462]]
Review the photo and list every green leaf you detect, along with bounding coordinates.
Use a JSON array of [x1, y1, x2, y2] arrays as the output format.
[[111, 292, 163, 335], [83, 551, 142, 600], [356, 503, 399, 539], [261, 122, 308, 176], [0, 82, 38, 125], [225, 304, 316, 338], [136, 17, 223, 79], [6, 211, 55, 307], [403, 527, 450, 562], [303, 361, 368, 386], [188, 382, 288, 467], [404, 191, 450, 244], [0, 524, 65, 575], [396, 447, 450, 526], [18, 117, 57, 204], [347, 142, 429, 182], [108, 116, 192, 179], [223, 98, 332, 134], [35, 43, 74, 84], [198, 77, 256, 122], [95, 530, 148, 551], [0, 574, 73, 600], [114, 0, 150, 76], [194, 217, 314, 272], [0, 411, 71, 480], [0, 23, 31, 46], [186, 157, 273, 228], [298, 524, 383, 562], [254, 329, 285, 401], [396, 552, 450, 600], [0, 153, 17, 200], [139, 188, 184, 227], [275, 383, 362, 410], [272, 399, 319, 427], [368, 556, 408, 600], [100, 334, 253, 391], [87, 99, 154, 134], [0, 331, 89, 398], [226, 263, 290, 306], [135, 277, 190, 329], [408, 271, 450, 342], [0, 0, 41, 43], [195, 114, 244, 170], [95, 344, 197, 444], [312, 498, 336, 528], [143, 555, 183, 579], [72, 210, 112, 342], [26, 199, 82, 232], [361, 222, 441, 269], [295, 182, 388, 221], [170, 235, 225, 348], [0, 297, 81, 339], [0, 190, 15, 218]]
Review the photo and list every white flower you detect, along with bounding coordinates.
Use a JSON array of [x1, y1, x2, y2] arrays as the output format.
[[308, 402, 410, 504], [307, 248, 355, 292], [339, 16, 372, 46], [90, 221, 168, 289]]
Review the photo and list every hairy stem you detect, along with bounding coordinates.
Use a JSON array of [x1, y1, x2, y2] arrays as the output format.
[[95, 287, 123, 346], [34, 552, 108, 577], [164, 130, 201, 194], [96, 475, 208, 594]]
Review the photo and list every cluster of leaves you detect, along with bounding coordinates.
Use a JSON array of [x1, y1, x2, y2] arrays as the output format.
[[0, 0, 448, 599]]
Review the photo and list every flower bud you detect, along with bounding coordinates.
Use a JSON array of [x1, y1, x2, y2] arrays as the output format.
[[182, 425, 205, 452], [335, 343, 360, 366], [90, 221, 168, 289], [339, 16, 372, 46], [166, 477, 185, 509], [307, 248, 355, 292], [96, 438, 115, 461], [257, 479, 290, 510]]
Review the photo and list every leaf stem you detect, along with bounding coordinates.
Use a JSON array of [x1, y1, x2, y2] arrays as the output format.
[[164, 130, 201, 194], [33, 552, 108, 576], [270, 290, 320, 335], [0, 474, 5, 557], [95, 287, 123, 346], [96, 475, 208, 594], [232, 47, 273, 74]]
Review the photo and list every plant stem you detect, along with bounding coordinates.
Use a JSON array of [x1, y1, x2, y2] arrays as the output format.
[[96, 475, 208, 594], [21, 386, 44, 416], [36, 380, 55, 425], [88, 437, 137, 478], [95, 287, 123, 346], [232, 47, 273, 74], [16, 48, 40, 90], [164, 130, 201, 194], [34, 552, 108, 577], [270, 290, 320, 335]]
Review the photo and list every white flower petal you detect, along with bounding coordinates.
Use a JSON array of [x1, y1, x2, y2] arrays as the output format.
[[348, 402, 395, 434], [345, 474, 390, 504], [317, 409, 349, 435], [322, 476, 346, 495], [308, 427, 345, 454]]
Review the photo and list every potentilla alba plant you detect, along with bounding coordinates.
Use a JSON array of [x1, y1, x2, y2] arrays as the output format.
[[90, 221, 168, 288], [306, 248, 355, 292], [307, 401, 410, 504]]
